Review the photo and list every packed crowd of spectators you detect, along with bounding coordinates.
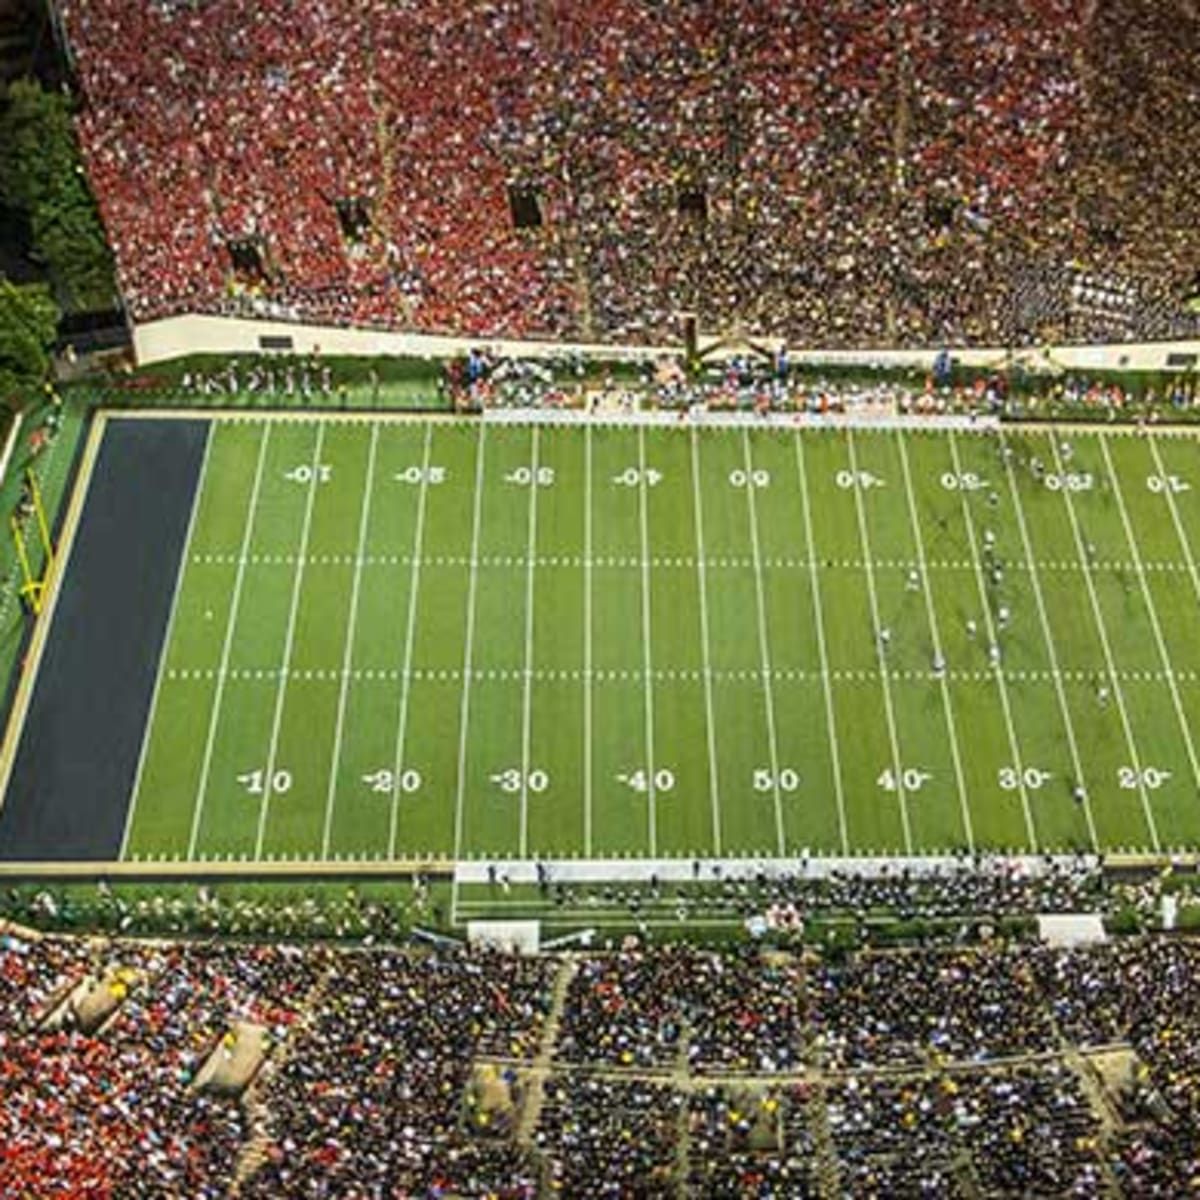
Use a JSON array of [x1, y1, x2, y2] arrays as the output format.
[[7, 925, 1200, 1194], [60, 0, 1200, 347]]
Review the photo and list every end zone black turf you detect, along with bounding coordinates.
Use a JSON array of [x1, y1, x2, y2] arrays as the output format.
[[0, 419, 208, 861]]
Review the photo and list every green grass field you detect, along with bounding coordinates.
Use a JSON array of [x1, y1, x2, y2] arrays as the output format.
[[114, 412, 1200, 869]]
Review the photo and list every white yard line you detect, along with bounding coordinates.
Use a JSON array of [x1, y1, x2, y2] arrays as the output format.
[[519, 426, 541, 857], [947, 432, 1037, 849], [320, 424, 380, 858], [388, 423, 434, 859], [451, 424, 489, 915], [793, 434, 848, 854], [896, 432, 975, 853], [690, 430, 723, 855], [999, 435, 1099, 850], [846, 430, 913, 853], [187, 424, 272, 859], [583, 424, 594, 857], [1148, 434, 1200, 609], [637, 425, 658, 857], [1046, 434, 1159, 851], [1099, 436, 1200, 809], [254, 423, 328, 860], [120, 424, 214, 861], [741, 429, 785, 855]]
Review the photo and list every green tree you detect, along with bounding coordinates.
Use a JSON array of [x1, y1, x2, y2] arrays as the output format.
[[0, 79, 115, 313], [0, 277, 59, 402]]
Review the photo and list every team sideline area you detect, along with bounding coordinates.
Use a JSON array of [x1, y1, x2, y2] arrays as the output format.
[[10, 409, 1200, 877], [3, 921, 1199, 1196]]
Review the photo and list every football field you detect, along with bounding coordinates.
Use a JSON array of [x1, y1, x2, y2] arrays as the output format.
[[88, 412, 1200, 867]]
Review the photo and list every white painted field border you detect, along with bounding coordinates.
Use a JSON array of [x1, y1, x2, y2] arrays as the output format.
[[0, 411, 23, 490], [320, 423, 381, 857], [451, 424, 489, 920], [741, 429, 785, 856], [519, 426, 541, 857], [187, 424, 273, 858], [1045, 433, 1160, 851], [690, 429, 723, 855], [636, 425, 659, 856], [896, 432, 975, 853], [999, 434, 1100, 849], [0, 412, 107, 805], [388, 422, 434, 858], [947, 431, 1038, 848], [1099, 436, 1200, 798], [254, 423, 328, 859], [846, 429, 913, 853], [120, 423, 214, 859], [1148, 434, 1200, 612], [583, 424, 594, 857], [793, 433, 848, 854]]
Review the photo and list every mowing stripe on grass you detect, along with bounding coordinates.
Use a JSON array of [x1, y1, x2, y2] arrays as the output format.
[[1099, 436, 1200, 799], [741, 429, 785, 855], [794, 432, 848, 854], [690, 429, 723, 855], [637, 425, 658, 857], [320, 423, 380, 858], [255, 424, 327, 860], [187, 424, 271, 860], [452, 424, 488, 880], [846, 430, 912, 853], [947, 431, 1038, 849], [1149, 435, 1200, 606], [120, 423, 214, 861], [1046, 436, 1156, 849], [584, 424, 594, 857], [1046, 434, 1159, 851], [519, 427, 541, 857], [388, 422, 434, 859], [1000, 435, 1099, 849], [897, 431, 975, 852]]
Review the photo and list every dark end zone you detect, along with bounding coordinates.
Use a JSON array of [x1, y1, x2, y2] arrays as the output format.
[[0, 418, 208, 861]]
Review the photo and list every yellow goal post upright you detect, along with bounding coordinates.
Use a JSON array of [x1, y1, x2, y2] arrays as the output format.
[[12, 468, 54, 616]]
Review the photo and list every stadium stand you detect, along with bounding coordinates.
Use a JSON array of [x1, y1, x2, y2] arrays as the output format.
[[5, 924, 1200, 1195], [58, 0, 1200, 347]]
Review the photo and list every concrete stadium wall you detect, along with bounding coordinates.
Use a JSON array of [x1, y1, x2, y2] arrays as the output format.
[[131, 314, 1200, 376]]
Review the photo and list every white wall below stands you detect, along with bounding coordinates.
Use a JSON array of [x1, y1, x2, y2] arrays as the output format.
[[131, 314, 666, 367], [130, 313, 1200, 375]]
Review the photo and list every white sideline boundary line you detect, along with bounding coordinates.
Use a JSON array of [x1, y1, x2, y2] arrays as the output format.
[[1099, 436, 1200, 798], [451, 424, 489, 920], [794, 433, 848, 854], [947, 431, 1037, 849], [120, 423, 214, 860], [388, 423, 434, 859], [583, 425, 594, 857], [741, 429, 785, 855], [896, 431, 975, 853], [255, 424, 327, 859], [690, 429, 723, 855], [320, 423, 380, 858], [1046, 433, 1159, 851], [519, 426, 540, 857], [186, 424, 272, 859], [637, 425, 659, 856], [1000, 434, 1100, 850], [846, 429, 913, 853]]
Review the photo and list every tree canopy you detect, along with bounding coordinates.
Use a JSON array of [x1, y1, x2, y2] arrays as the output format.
[[0, 79, 115, 314], [0, 277, 60, 403]]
